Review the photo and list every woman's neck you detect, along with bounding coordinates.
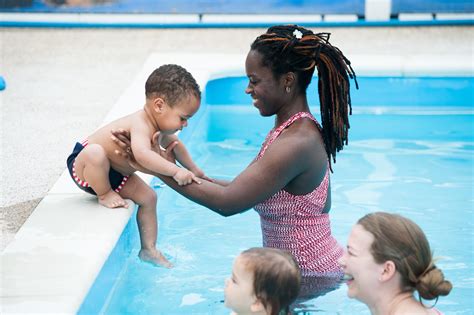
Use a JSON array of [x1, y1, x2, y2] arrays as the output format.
[[275, 94, 310, 127], [370, 291, 421, 315]]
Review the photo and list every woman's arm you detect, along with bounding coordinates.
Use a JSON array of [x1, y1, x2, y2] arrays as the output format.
[[160, 133, 210, 180], [160, 134, 196, 170], [206, 178, 231, 186], [157, 139, 304, 216], [112, 128, 310, 216]]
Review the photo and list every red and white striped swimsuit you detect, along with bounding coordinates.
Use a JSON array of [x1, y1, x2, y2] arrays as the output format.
[[253, 112, 343, 277]]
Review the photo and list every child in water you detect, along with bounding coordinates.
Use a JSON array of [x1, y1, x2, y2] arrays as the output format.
[[224, 247, 301, 315], [66, 64, 205, 267]]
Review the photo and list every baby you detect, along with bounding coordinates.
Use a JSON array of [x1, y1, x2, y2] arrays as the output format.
[[224, 247, 301, 315], [66, 64, 204, 267]]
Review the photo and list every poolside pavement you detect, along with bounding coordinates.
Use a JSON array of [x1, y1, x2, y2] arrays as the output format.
[[1, 26, 472, 313]]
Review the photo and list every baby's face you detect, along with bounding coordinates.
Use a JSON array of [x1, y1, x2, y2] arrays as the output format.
[[224, 256, 256, 314], [158, 94, 200, 134]]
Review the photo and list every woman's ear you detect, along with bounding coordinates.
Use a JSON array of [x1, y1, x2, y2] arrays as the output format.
[[380, 260, 397, 282], [284, 72, 296, 89]]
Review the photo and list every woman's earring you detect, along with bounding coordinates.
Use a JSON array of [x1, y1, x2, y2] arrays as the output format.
[[286, 86, 291, 93]]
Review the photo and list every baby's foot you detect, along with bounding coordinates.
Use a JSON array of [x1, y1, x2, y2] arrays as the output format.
[[98, 190, 128, 208], [139, 248, 173, 268]]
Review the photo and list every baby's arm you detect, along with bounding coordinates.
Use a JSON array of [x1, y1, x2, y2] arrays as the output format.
[[160, 133, 206, 178], [131, 124, 198, 186]]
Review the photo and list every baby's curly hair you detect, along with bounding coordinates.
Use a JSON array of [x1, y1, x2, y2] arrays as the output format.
[[145, 64, 200, 106]]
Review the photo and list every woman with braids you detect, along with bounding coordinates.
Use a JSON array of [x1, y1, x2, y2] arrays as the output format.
[[112, 24, 357, 298], [339, 212, 452, 314]]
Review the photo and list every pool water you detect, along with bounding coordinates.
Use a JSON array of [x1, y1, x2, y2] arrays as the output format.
[[81, 76, 473, 314]]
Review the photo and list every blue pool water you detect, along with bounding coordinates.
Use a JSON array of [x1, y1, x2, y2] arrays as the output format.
[[80, 76, 473, 314]]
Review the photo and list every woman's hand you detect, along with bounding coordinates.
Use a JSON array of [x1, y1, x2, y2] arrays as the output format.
[[111, 128, 132, 155], [150, 131, 178, 163], [111, 129, 180, 171], [189, 166, 213, 182], [111, 128, 143, 170], [173, 168, 201, 185]]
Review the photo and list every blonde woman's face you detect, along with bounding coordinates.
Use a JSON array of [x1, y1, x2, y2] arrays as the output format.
[[339, 224, 385, 305], [224, 256, 256, 314]]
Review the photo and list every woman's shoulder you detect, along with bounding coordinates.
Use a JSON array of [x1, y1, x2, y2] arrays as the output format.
[[394, 304, 444, 315], [276, 124, 318, 154], [269, 119, 327, 172], [281, 117, 325, 151], [429, 308, 443, 315], [282, 116, 321, 138]]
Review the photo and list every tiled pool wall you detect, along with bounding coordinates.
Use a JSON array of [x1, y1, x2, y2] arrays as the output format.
[[205, 76, 473, 107], [77, 213, 138, 315]]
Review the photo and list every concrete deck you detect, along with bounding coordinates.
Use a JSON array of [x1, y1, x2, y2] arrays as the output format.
[[1, 26, 473, 313]]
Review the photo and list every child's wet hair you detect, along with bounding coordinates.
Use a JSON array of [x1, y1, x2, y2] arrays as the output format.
[[241, 247, 301, 315], [145, 64, 201, 106], [250, 24, 358, 170]]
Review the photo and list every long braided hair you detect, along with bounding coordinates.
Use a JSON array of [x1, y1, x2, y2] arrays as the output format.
[[250, 25, 358, 169]]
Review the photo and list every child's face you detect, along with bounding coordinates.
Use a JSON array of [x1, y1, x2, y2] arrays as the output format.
[[224, 255, 258, 314], [157, 94, 200, 134]]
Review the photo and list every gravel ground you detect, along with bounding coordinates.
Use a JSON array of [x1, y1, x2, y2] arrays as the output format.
[[1, 26, 472, 251]]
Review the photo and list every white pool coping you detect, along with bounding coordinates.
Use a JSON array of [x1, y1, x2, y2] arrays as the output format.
[[1, 52, 472, 314]]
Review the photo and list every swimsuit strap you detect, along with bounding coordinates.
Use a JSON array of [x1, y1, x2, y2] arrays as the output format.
[[258, 112, 318, 158], [273, 111, 317, 139]]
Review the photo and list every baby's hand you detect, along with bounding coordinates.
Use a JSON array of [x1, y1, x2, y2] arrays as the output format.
[[190, 167, 213, 182], [190, 166, 205, 178], [173, 168, 201, 186]]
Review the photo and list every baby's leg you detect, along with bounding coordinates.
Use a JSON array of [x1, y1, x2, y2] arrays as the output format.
[[74, 144, 128, 208], [120, 174, 172, 268]]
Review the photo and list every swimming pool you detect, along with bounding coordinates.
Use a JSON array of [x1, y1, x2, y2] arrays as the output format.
[[79, 76, 473, 314]]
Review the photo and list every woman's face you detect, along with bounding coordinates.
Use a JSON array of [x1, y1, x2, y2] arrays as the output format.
[[245, 49, 286, 117], [224, 255, 256, 314], [339, 224, 384, 305]]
